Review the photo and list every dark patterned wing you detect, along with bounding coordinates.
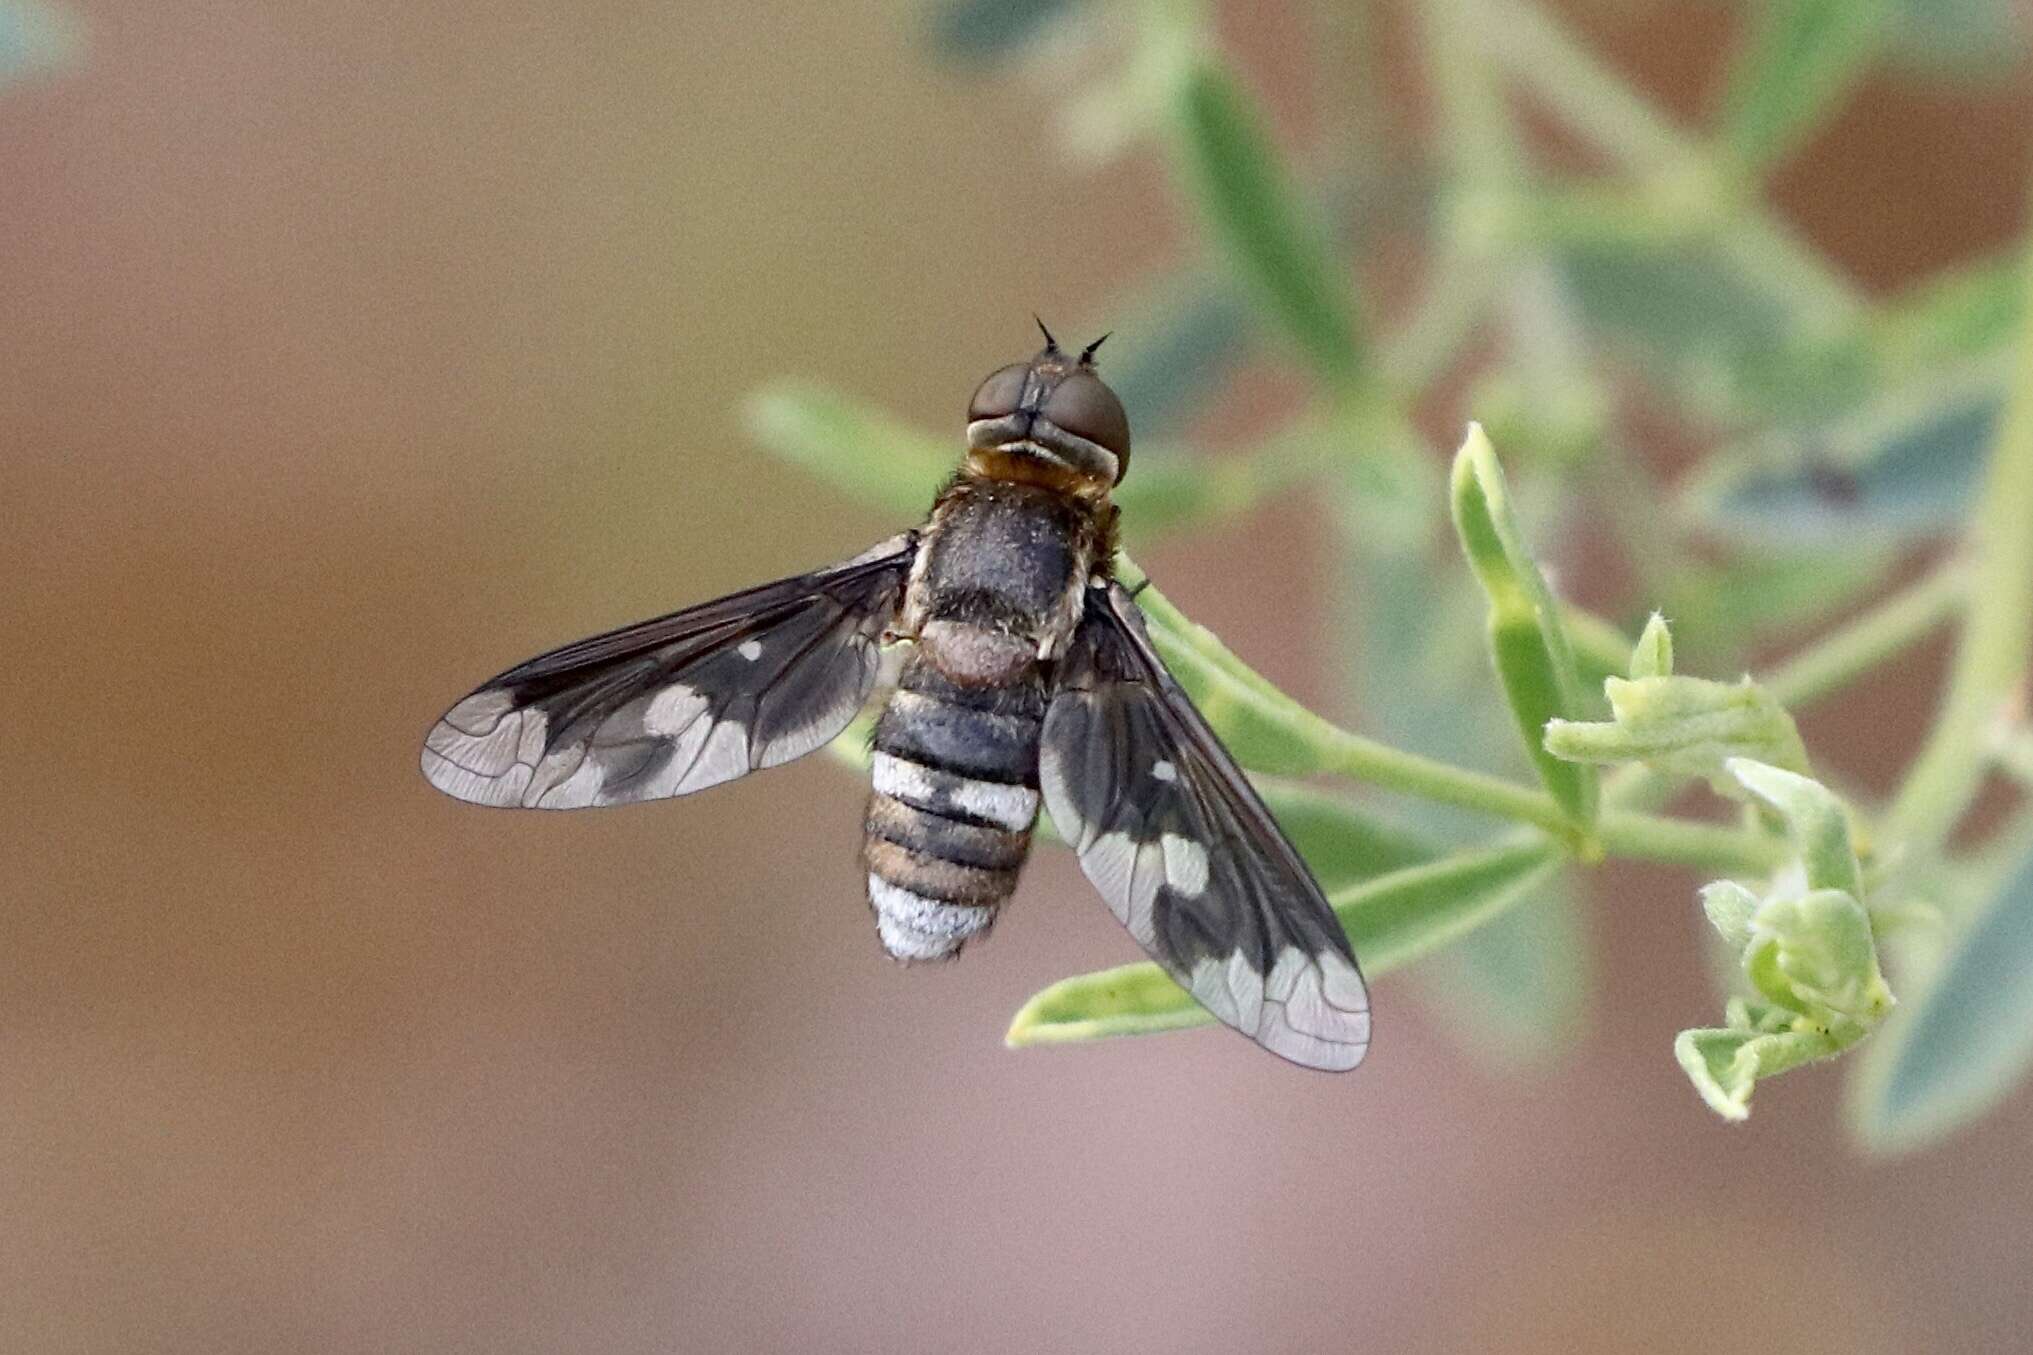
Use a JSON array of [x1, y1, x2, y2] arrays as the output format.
[[1040, 582, 1371, 1070], [422, 533, 915, 809]]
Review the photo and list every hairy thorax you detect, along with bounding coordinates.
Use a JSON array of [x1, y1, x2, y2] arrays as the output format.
[[902, 474, 1112, 686]]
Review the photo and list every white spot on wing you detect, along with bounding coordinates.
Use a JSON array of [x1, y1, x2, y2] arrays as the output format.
[[1189, 955, 1246, 1028], [1151, 759, 1176, 783], [1257, 946, 1371, 1071], [422, 699, 551, 805], [442, 689, 513, 737], [1184, 946, 1370, 1069], [677, 718, 752, 792], [643, 684, 708, 738], [1160, 834, 1209, 897], [738, 639, 763, 662], [1037, 743, 1086, 845], [1085, 831, 1165, 941]]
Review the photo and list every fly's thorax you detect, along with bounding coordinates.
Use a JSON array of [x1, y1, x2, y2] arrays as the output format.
[[863, 654, 1045, 962], [902, 478, 1105, 685]]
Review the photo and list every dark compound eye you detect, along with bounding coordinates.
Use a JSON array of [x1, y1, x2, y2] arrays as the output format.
[[967, 363, 1030, 422], [1041, 371, 1131, 460]]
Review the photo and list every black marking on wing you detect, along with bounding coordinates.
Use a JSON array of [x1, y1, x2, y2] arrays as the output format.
[[421, 533, 916, 808], [1039, 582, 1371, 1071]]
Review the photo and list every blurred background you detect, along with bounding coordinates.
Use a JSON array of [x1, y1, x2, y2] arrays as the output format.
[[6, 1, 2033, 1351]]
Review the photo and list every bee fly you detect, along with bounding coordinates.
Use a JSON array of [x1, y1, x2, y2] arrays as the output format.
[[421, 324, 1371, 1069]]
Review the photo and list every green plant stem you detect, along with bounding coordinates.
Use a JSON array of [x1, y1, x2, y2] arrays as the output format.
[[1123, 562, 1787, 875], [1597, 811, 1788, 875], [1310, 729, 1572, 834], [1475, 0, 1683, 167], [1889, 236, 2033, 851], [1763, 563, 1970, 710], [1477, 0, 1864, 330]]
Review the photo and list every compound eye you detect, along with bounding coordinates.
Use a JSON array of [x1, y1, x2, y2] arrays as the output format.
[[967, 363, 1030, 422], [1041, 371, 1130, 460]]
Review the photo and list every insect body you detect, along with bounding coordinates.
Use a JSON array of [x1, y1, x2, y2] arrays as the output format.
[[422, 328, 1371, 1070]]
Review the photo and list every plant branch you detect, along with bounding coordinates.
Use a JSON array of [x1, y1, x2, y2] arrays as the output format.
[[1763, 562, 1970, 711], [1889, 230, 2033, 852], [1476, 0, 1865, 330], [1596, 811, 1787, 875]]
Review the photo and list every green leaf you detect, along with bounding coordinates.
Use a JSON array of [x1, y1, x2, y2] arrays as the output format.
[[1556, 242, 1791, 391], [925, 0, 1081, 64], [1629, 612, 1674, 680], [1851, 836, 2033, 1152], [1167, 59, 1366, 389], [1726, 758, 1861, 898], [1688, 383, 1996, 546], [1450, 426, 1599, 832], [1673, 764, 1894, 1121], [1701, 880, 1760, 953], [1007, 844, 1558, 1050], [1676, 1019, 1837, 1122], [1715, 0, 1895, 174], [742, 382, 951, 518], [1546, 676, 1809, 793], [0, 0, 81, 86], [1742, 887, 1893, 1031]]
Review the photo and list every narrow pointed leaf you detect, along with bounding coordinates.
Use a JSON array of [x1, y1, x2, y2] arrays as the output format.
[[1851, 837, 2033, 1153], [742, 383, 951, 517], [1451, 426, 1599, 831], [1007, 844, 1557, 1050], [1167, 59, 1366, 388], [1727, 758, 1861, 898], [1688, 381, 1997, 545], [1630, 613, 1674, 679], [1716, 0, 1895, 174]]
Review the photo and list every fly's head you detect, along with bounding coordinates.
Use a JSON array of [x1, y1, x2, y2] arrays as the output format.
[[965, 324, 1130, 496]]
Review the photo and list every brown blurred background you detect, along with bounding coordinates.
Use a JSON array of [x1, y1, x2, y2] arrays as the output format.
[[5, 3, 2032, 1352]]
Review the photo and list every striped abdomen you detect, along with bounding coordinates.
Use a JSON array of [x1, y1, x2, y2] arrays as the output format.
[[864, 656, 1045, 961]]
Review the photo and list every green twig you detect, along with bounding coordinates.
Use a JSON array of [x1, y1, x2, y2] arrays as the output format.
[[1889, 233, 2033, 852], [1763, 563, 1970, 710], [1477, 0, 1865, 330]]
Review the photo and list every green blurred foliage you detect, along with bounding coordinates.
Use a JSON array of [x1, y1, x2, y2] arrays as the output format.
[[770, 0, 2033, 1147]]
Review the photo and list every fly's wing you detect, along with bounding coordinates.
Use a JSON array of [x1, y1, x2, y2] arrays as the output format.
[[422, 533, 916, 809], [1040, 582, 1371, 1071]]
